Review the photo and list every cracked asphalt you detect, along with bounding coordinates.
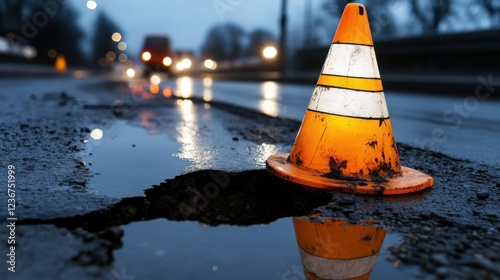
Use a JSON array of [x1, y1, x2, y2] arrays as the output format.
[[0, 73, 499, 279]]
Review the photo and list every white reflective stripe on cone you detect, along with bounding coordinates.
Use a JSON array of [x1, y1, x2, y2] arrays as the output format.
[[322, 44, 380, 79], [299, 247, 377, 279], [308, 86, 389, 119]]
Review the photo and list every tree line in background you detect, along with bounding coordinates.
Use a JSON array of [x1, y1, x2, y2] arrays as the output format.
[[200, 24, 275, 61], [302, 0, 500, 47], [0, 0, 122, 67], [200, 0, 500, 60]]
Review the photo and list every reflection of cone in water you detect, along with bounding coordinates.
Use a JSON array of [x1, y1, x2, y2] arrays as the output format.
[[293, 216, 386, 280], [266, 3, 433, 195], [55, 54, 67, 73]]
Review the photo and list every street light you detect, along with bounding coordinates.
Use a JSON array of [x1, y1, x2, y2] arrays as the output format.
[[111, 32, 122, 42], [263, 46, 278, 59], [86, 0, 97, 10], [106, 51, 116, 61], [119, 53, 128, 62], [118, 42, 127, 51]]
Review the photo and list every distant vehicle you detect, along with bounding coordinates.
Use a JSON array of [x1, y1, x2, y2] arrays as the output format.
[[140, 35, 173, 75], [175, 50, 194, 72]]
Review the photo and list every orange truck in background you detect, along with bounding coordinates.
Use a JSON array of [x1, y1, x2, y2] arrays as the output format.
[[141, 35, 173, 75]]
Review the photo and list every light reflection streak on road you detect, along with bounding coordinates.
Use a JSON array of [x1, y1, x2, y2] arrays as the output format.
[[174, 99, 215, 167], [259, 81, 280, 117]]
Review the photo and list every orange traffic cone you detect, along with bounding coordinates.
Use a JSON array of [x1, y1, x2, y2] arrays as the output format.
[[293, 216, 386, 280], [266, 3, 433, 195], [55, 54, 67, 73]]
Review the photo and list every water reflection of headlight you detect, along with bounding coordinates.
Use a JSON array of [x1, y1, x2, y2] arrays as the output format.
[[262, 81, 278, 100], [259, 100, 278, 117], [150, 84, 159, 94], [203, 77, 213, 87], [163, 87, 172, 98], [176, 77, 193, 98], [203, 89, 212, 102], [257, 143, 279, 164], [150, 75, 161, 85], [203, 77, 213, 102]]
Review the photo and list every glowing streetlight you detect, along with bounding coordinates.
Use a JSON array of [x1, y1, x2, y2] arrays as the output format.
[[118, 41, 127, 51], [118, 53, 128, 62], [86, 0, 97, 10], [111, 32, 122, 42], [263, 46, 278, 59], [106, 51, 116, 61]]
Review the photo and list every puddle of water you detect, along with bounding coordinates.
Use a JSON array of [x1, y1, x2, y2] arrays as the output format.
[[111, 218, 420, 280], [83, 120, 187, 198], [80, 93, 289, 198], [79, 79, 423, 279], [113, 218, 299, 280], [371, 232, 421, 279]]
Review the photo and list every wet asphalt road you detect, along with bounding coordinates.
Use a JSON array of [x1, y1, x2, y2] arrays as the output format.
[[157, 75, 500, 166], [0, 68, 499, 280]]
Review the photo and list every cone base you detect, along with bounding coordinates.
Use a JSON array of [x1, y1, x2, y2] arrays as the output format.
[[266, 154, 433, 195]]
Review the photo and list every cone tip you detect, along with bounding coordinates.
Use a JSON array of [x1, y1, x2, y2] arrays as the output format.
[[333, 3, 373, 46]]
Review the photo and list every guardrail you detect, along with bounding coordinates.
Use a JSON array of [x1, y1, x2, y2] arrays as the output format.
[[295, 29, 500, 75]]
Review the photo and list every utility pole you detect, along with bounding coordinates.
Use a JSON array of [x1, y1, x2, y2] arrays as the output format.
[[304, 0, 312, 47], [279, 0, 287, 72]]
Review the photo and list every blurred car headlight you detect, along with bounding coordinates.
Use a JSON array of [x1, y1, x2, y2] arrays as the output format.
[[126, 68, 136, 78], [163, 56, 172, 66], [141, 51, 151, 61], [204, 59, 217, 70], [176, 61, 185, 71], [181, 58, 192, 69], [150, 74, 161, 85], [176, 58, 192, 71]]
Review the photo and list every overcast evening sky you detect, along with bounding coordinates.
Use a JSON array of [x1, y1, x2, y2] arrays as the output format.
[[76, 0, 311, 58]]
